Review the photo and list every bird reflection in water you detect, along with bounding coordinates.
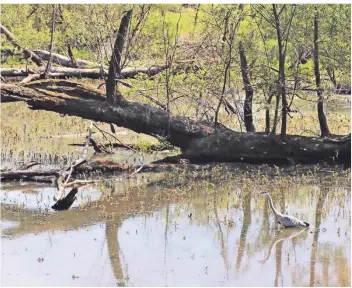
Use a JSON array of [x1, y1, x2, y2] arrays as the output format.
[[258, 227, 308, 264]]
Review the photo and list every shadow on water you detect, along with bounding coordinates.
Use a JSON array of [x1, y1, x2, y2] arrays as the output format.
[[1, 169, 351, 286]]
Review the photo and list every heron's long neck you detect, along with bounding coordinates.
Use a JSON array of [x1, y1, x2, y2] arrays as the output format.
[[266, 194, 281, 216]]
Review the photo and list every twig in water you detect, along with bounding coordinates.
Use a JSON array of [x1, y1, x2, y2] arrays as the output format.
[[54, 121, 94, 201]]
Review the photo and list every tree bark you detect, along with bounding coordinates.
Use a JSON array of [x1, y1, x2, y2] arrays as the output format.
[[32, 49, 105, 68], [326, 66, 337, 88], [265, 87, 275, 134], [272, 5, 288, 137], [67, 43, 78, 68], [271, 85, 280, 135], [1, 80, 350, 166], [43, 5, 56, 79], [106, 9, 132, 104], [221, 10, 231, 54], [1, 65, 169, 80], [314, 9, 330, 138], [0, 157, 205, 182], [194, 4, 201, 28], [239, 41, 255, 132]]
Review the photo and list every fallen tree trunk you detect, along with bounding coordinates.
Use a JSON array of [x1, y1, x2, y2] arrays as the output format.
[[0, 169, 59, 182], [1, 67, 105, 79], [1, 80, 350, 166], [69, 142, 174, 152], [334, 88, 351, 95], [32, 49, 105, 68], [0, 65, 169, 80], [0, 158, 204, 182]]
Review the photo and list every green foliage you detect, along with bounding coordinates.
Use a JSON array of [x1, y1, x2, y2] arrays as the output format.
[[1, 4, 350, 135]]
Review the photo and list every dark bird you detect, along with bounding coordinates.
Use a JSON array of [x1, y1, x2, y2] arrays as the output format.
[[52, 187, 78, 211], [109, 123, 116, 134]]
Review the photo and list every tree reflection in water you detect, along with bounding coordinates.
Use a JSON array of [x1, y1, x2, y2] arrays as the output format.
[[1, 177, 350, 286], [235, 192, 251, 272], [105, 220, 126, 286], [309, 187, 329, 287]]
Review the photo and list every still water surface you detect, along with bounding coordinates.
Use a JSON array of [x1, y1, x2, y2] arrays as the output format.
[[1, 172, 350, 287]]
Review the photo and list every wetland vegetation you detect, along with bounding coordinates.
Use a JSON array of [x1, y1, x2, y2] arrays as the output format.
[[0, 3, 351, 287]]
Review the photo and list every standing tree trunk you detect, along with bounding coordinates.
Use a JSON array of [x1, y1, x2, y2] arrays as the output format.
[[221, 10, 231, 54], [265, 86, 275, 134], [314, 9, 330, 138], [67, 43, 78, 68], [43, 5, 56, 79], [194, 4, 201, 28], [271, 82, 280, 135], [106, 9, 132, 104], [239, 41, 255, 132], [326, 66, 337, 88], [272, 4, 288, 137]]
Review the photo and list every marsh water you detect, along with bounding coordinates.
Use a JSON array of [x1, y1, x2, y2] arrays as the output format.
[[1, 98, 351, 287], [1, 165, 351, 287]]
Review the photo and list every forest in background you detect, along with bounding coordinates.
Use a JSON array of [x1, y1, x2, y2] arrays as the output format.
[[1, 4, 350, 130]]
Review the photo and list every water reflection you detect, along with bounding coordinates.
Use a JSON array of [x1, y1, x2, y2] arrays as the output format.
[[274, 189, 286, 286], [310, 187, 329, 287], [1, 177, 350, 286], [105, 220, 125, 286], [235, 193, 251, 273], [213, 195, 229, 280], [259, 228, 308, 265]]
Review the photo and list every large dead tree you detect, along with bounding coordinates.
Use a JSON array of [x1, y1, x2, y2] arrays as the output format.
[[1, 10, 350, 168], [1, 80, 350, 166]]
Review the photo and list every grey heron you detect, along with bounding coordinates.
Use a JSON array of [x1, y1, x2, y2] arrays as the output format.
[[260, 192, 310, 228]]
